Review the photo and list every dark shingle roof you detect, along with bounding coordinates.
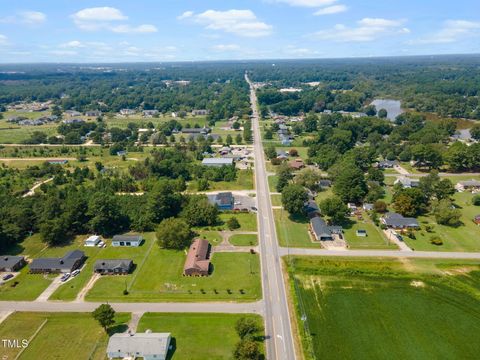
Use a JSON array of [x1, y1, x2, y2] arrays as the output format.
[[29, 250, 85, 272], [0, 256, 24, 269], [112, 235, 143, 242], [94, 259, 133, 272]]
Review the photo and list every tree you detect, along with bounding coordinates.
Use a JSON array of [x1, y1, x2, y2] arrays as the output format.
[[232, 121, 241, 130], [227, 217, 240, 230], [419, 171, 455, 201], [332, 164, 367, 203], [226, 134, 233, 146], [92, 304, 115, 333], [378, 108, 388, 118], [181, 195, 218, 227], [197, 178, 209, 191], [433, 199, 461, 226], [235, 317, 262, 339], [364, 105, 377, 116], [304, 113, 318, 132], [265, 145, 277, 160], [87, 193, 126, 237], [366, 167, 384, 184], [281, 184, 308, 215], [392, 188, 427, 217], [234, 339, 261, 360], [373, 200, 388, 213], [156, 217, 193, 249], [319, 197, 348, 224], [264, 128, 273, 140], [276, 163, 293, 193], [294, 168, 322, 191], [473, 195, 480, 206], [470, 124, 480, 141], [235, 134, 243, 145]]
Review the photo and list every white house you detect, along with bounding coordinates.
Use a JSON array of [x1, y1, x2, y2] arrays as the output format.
[[394, 176, 420, 188], [455, 180, 480, 192], [112, 235, 143, 247], [107, 332, 171, 360], [84, 235, 101, 247]]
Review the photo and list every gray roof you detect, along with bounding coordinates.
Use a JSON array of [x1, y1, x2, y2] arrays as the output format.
[[208, 192, 234, 207], [202, 158, 234, 166], [94, 259, 133, 272], [457, 180, 480, 187], [29, 250, 85, 271], [107, 333, 171, 358], [310, 216, 343, 238], [0, 256, 24, 269], [382, 213, 419, 228], [112, 235, 143, 242]]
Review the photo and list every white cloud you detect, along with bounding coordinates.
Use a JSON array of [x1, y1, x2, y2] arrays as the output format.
[[71, 7, 156, 34], [0, 34, 7, 46], [111, 24, 158, 33], [212, 44, 240, 51], [180, 9, 273, 37], [20, 11, 46, 24], [313, 18, 408, 42], [412, 20, 480, 44], [178, 11, 194, 20], [314, 4, 347, 15], [271, 0, 337, 7], [60, 40, 84, 48]]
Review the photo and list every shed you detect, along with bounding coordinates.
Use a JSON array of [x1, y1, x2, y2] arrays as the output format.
[[112, 235, 143, 247], [84, 235, 101, 247]]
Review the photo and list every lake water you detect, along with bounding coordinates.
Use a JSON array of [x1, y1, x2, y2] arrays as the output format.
[[371, 99, 403, 121]]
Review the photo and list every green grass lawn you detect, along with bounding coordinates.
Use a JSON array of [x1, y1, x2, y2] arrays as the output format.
[[187, 169, 254, 191], [314, 188, 333, 203], [287, 256, 480, 360], [86, 250, 261, 302], [271, 194, 282, 206], [137, 313, 264, 360], [403, 192, 480, 252], [273, 209, 318, 248], [0, 312, 130, 360], [229, 234, 258, 246], [268, 175, 278, 192], [0, 116, 58, 143], [218, 212, 257, 231], [0, 267, 54, 301], [196, 230, 223, 245], [343, 217, 398, 250]]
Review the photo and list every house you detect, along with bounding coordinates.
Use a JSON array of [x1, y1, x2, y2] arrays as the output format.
[[276, 150, 288, 160], [347, 203, 357, 211], [202, 158, 234, 167], [183, 239, 211, 276], [64, 110, 82, 117], [181, 126, 211, 135], [0, 256, 26, 272], [116, 150, 127, 157], [94, 259, 133, 275], [363, 203, 374, 211], [120, 109, 136, 116], [48, 159, 68, 165], [394, 176, 420, 188], [107, 332, 171, 360], [279, 134, 292, 146], [208, 192, 234, 211], [29, 250, 86, 274], [288, 159, 305, 170], [62, 118, 85, 125], [192, 109, 209, 116], [455, 180, 480, 192], [381, 212, 420, 229], [112, 235, 143, 247], [318, 179, 332, 188], [84, 235, 101, 247], [310, 216, 343, 241], [377, 160, 397, 169], [143, 110, 159, 117], [85, 110, 102, 117]]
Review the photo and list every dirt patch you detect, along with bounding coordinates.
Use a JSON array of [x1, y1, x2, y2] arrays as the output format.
[[410, 280, 425, 288]]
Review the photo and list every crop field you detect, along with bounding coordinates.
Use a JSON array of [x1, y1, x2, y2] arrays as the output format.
[[287, 257, 480, 360]]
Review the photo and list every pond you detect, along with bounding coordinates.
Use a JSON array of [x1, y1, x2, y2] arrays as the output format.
[[371, 99, 403, 121]]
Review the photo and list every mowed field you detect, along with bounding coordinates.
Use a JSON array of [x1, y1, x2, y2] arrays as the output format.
[[137, 313, 264, 360], [0, 312, 129, 360], [288, 257, 480, 360]]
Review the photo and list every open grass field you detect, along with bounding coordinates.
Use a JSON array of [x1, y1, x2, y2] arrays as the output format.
[[229, 234, 258, 246], [137, 313, 264, 360], [86, 249, 261, 302], [271, 194, 282, 206], [343, 218, 398, 250], [268, 175, 278, 192], [404, 192, 480, 252], [0, 312, 130, 360], [273, 209, 318, 248], [287, 256, 480, 360], [218, 212, 258, 232], [186, 169, 254, 191]]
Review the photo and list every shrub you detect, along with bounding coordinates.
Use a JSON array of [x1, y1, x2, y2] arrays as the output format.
[[430, 236, 443, 246], [472, 195, 480, 206]]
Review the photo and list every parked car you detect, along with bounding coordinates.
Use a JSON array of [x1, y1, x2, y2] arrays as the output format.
[[97, 241, 105, 247], [71, 270, 80, 277], [2, 274, 14, 281], [60, 273, 70, 282], [251, 206, 258, 212]]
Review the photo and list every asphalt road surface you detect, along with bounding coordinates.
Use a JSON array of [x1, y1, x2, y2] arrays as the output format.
[[246, 73, 297, 360]]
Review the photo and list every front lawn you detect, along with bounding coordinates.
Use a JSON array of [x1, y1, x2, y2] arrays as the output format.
[[229, 234, 258, 246], [343, 219, 398, 250], [218, 212, 257, 232], [0, 312, 130, 360], [273, 209, 318, 248], [85, 250, 261, 302], [137, 313, 264, 360]]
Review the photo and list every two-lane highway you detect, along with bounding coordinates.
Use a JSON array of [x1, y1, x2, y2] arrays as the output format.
[[246, 73, 296, 360]]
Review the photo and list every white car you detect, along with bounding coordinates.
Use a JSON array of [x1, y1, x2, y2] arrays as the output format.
[[234, 201, 242, 205], [60, 273, 70, 282], [97, 241, 105, 247], [71, 270, 80, 277]]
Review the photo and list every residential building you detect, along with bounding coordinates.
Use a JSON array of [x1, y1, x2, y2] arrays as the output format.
[[29, 250, 86, 273], [192, 109, 209, 116], [120, 109, 136, 116], [455, 180, 480, 192], [112, 235, 143, 247], [84, 235, 101, 247], [363, 203, 374, 211], [85, 110, 102, 117], [381, 212, 420, 229], [288, 159, 305, 170], [318, 179, 332, 188], [183, 239, 211, 276], [276, 150, 288, 160], [181, 126, 211, 135], [394, 176, 420, 188], [94, 259, 133, 275], [377, 160, 397, 169], [64, 110, 82, 117], [143, 110, 159, 117], [48, 159, 68, 165], [0, 256, 26, 272], [202, 157, 234, 167], [107, 332, 171, 360], [208, 192, 234, 211], [305, 200, 320, 217], [62, 118, 85, 125], [310, 216, 343, 241]]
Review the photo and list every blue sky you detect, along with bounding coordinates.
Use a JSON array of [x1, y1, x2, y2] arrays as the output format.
[[0, 0, 479, 62]]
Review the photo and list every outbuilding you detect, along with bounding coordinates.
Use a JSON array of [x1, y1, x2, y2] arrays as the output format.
[[112, 235, 143, 247]]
